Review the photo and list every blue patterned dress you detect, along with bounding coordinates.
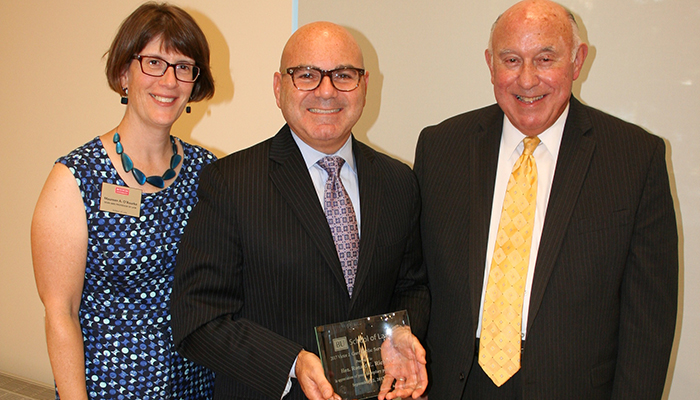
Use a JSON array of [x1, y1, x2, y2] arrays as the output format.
[[56, 137, 216, 399]]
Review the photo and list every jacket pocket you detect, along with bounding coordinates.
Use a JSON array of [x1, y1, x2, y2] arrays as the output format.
[[590, 359, 616, 387], [577, 209, 630, 234]]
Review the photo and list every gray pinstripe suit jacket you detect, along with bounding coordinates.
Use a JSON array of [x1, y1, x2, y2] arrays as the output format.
[[172, 125, 430, 399], [414, 97, 677, 400]]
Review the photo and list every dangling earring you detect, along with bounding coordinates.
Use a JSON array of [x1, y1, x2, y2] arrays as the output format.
[[185, 105, 191, 114], [121, 88, 128, 105]]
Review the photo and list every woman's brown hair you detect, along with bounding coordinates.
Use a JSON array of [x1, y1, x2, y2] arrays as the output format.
[[105, 2, 214, 102]]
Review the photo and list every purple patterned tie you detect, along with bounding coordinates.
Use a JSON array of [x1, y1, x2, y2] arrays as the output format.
[[317, 156, 359, 297]]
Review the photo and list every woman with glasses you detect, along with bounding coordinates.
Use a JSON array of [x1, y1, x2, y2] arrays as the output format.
[[31, 3, 216, 399]]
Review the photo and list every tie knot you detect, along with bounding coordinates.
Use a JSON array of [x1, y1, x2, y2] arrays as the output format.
[[317, 156, 345, 177], [522, 137, 540, 156]]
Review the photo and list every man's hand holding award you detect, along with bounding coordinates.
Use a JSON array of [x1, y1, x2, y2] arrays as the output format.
[[315, 310, 427, 400]]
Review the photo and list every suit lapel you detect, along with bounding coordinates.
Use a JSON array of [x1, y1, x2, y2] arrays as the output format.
[[347, 139, 378, 307], [469, 107, 504, 323], [268, 126, 347, 290], [526, 97, 595, 329]]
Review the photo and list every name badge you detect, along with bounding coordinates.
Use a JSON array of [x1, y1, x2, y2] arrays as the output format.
[[99, 183, 142, 217]]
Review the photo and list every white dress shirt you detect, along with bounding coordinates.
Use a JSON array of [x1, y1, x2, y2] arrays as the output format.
[[291, 132, 361, 234], [476, 105, 568, 340]]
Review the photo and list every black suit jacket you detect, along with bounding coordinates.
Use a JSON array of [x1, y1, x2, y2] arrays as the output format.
[[414, 97, 677, 399], [172, 125, 430, 399]]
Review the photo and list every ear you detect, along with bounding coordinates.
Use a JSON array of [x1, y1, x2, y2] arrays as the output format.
[[119, 65, 130, 93], [273, 71, 282, 109], [485, 49, 495, 84], [572, 43, 589, 81], [360, 70, 369, 106]]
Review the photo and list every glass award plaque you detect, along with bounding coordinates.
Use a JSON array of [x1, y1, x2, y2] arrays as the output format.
[[314, 310, 410, 400]]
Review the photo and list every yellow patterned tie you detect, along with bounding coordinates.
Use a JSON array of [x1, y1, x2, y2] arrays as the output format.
[[479, 136, 540, 386]]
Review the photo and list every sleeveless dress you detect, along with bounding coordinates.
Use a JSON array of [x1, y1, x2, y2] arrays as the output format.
[[56, 137, 216, 399]]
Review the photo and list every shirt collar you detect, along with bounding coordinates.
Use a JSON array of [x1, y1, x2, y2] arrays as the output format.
[[290, 130, 356, 173], [502, 102, 569, 159]]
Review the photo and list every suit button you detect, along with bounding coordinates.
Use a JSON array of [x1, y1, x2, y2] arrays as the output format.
[[459, 372, 465, 381]]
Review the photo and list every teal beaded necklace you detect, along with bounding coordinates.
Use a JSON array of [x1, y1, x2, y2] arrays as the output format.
[[113, 132, 182, 188]]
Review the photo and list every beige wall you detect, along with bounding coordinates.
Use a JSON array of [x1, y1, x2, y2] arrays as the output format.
[[2, 1, 698, 399]]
